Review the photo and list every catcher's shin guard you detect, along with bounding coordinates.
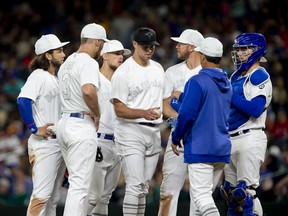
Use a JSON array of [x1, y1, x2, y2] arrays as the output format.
[[232, 181, 259, 216], [220, 181, 242, 216]]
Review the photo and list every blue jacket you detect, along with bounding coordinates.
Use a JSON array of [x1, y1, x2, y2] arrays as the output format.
[[172, 68, 232, 163]]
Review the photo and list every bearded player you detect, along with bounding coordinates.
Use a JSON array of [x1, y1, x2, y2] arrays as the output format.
[[17, 34, 69, 216], [158, 29, 204, 216]]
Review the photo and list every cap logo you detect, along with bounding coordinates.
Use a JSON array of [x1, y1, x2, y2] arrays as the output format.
[[145, 32, 154, 39]]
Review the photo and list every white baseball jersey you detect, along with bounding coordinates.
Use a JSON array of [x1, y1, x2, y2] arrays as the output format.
[[58, 52, 100, 113], [18, 69, 66, 216], [88, 73, 121, 216], [164, 62, 202, 96], [111, 56, 167, 124], [57, 52, 100, 216], [18, 69, 60, 126], [98, 73, 115, 133]]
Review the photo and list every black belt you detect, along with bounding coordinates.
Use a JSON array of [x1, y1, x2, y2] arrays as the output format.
[[230, 128, 264, 137], [97, 133, 114, 140], [69, 112, 85, 119], [138, 122, 159, 127]]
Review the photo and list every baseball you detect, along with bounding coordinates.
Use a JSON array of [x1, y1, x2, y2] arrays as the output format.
[[154, 108, 161, 117]]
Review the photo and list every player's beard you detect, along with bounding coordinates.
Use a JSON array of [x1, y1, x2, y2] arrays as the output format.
[[177, 51, 189, 60], [51, 59, 62, 69]]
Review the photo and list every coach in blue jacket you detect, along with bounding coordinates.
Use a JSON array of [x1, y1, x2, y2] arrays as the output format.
[[171, 37, 232, 216]]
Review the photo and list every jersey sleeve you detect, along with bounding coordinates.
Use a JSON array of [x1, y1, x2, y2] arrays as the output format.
[[247, 68, 272, 108], [111, 68, 129, 104], [163, 68, 174, 99], [79, 60, 100, 90], [18, 70, 43, 102]]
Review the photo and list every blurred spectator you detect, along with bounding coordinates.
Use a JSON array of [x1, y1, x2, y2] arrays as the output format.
[[0, 121, 25, 168], [270, 109, 288, 144]]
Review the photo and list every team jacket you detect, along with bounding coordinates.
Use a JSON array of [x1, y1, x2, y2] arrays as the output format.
[[172, 68, 232, 163]]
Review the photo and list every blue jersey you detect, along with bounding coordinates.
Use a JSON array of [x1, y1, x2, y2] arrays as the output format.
[[228, 67, 272, 132]]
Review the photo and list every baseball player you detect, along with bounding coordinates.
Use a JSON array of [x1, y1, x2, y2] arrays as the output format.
[[110, 27, 168, 216], [171, 37, 232, 216], [56, 23, 108, 216], [220, 33, 272, 216], [17, 34, 69, 216], [87, 40, 131, 216], [158, 29, 204, 216]]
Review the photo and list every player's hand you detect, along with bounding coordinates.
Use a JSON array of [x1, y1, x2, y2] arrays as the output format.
[[144, 107, 161, 120], [171, 142, 182, 156], [88, 112, 100, 131], [36, 123, 55, 139]]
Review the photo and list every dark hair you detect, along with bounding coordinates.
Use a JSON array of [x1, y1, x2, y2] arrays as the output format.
[[205, 55, 221, 64], [28, 50, 53, 72]]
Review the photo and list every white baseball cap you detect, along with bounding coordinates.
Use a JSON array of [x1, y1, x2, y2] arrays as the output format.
[[35, 34, 69, 55], [80, 23, 109, 42], [100, 40, 131, 56], [171, 29, 204, 46], [195, 37, 223, 57]]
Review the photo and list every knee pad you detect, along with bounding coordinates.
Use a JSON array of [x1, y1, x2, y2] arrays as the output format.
[[232, 180, 247, 203]]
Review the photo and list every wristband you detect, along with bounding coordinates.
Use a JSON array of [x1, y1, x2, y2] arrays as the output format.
[[27, 122, 38, 134]]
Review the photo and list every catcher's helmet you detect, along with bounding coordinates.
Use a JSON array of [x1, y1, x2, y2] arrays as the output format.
[[231, 33, 266, 72]]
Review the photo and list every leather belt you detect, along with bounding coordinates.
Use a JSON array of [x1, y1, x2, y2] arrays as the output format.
[[97, 133, 114, 141], [230, 128, 264, 137], [138, 122, 160, 127]]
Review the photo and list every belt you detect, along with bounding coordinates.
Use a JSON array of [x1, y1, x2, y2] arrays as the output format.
[[230, 128, 264, 137], [97, 133, 114, 140], [138, 122, 159, 127], [51, 134, 57, 139], [69, 112, 85, 119]]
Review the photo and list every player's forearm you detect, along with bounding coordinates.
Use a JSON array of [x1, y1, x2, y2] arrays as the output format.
[[17, 97, 38, 134], [163, 97, 178, 119], [114, 104, 146, 119], [82, 84, 100, 117]]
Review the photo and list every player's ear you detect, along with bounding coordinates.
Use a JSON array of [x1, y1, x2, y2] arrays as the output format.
[[45, 52, 53, 61], [132, 41, 138, 49], [102, 53, 109, 60]]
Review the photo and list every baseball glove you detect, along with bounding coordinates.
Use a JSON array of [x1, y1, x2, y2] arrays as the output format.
[[96, 146, 103, 162]]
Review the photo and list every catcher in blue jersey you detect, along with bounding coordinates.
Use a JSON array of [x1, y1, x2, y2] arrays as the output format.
[[220, 33, 272, 216]]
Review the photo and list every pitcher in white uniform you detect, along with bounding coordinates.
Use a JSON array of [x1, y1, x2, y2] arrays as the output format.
[[87, 40, 131, 216], [111, 27, 169, 216], [17, 34, 69, 216], [57, 23, 108, 216]]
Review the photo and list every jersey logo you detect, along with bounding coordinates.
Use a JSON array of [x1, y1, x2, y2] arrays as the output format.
[[259, 84, 265, 89], [145, 32, 154, 39]]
